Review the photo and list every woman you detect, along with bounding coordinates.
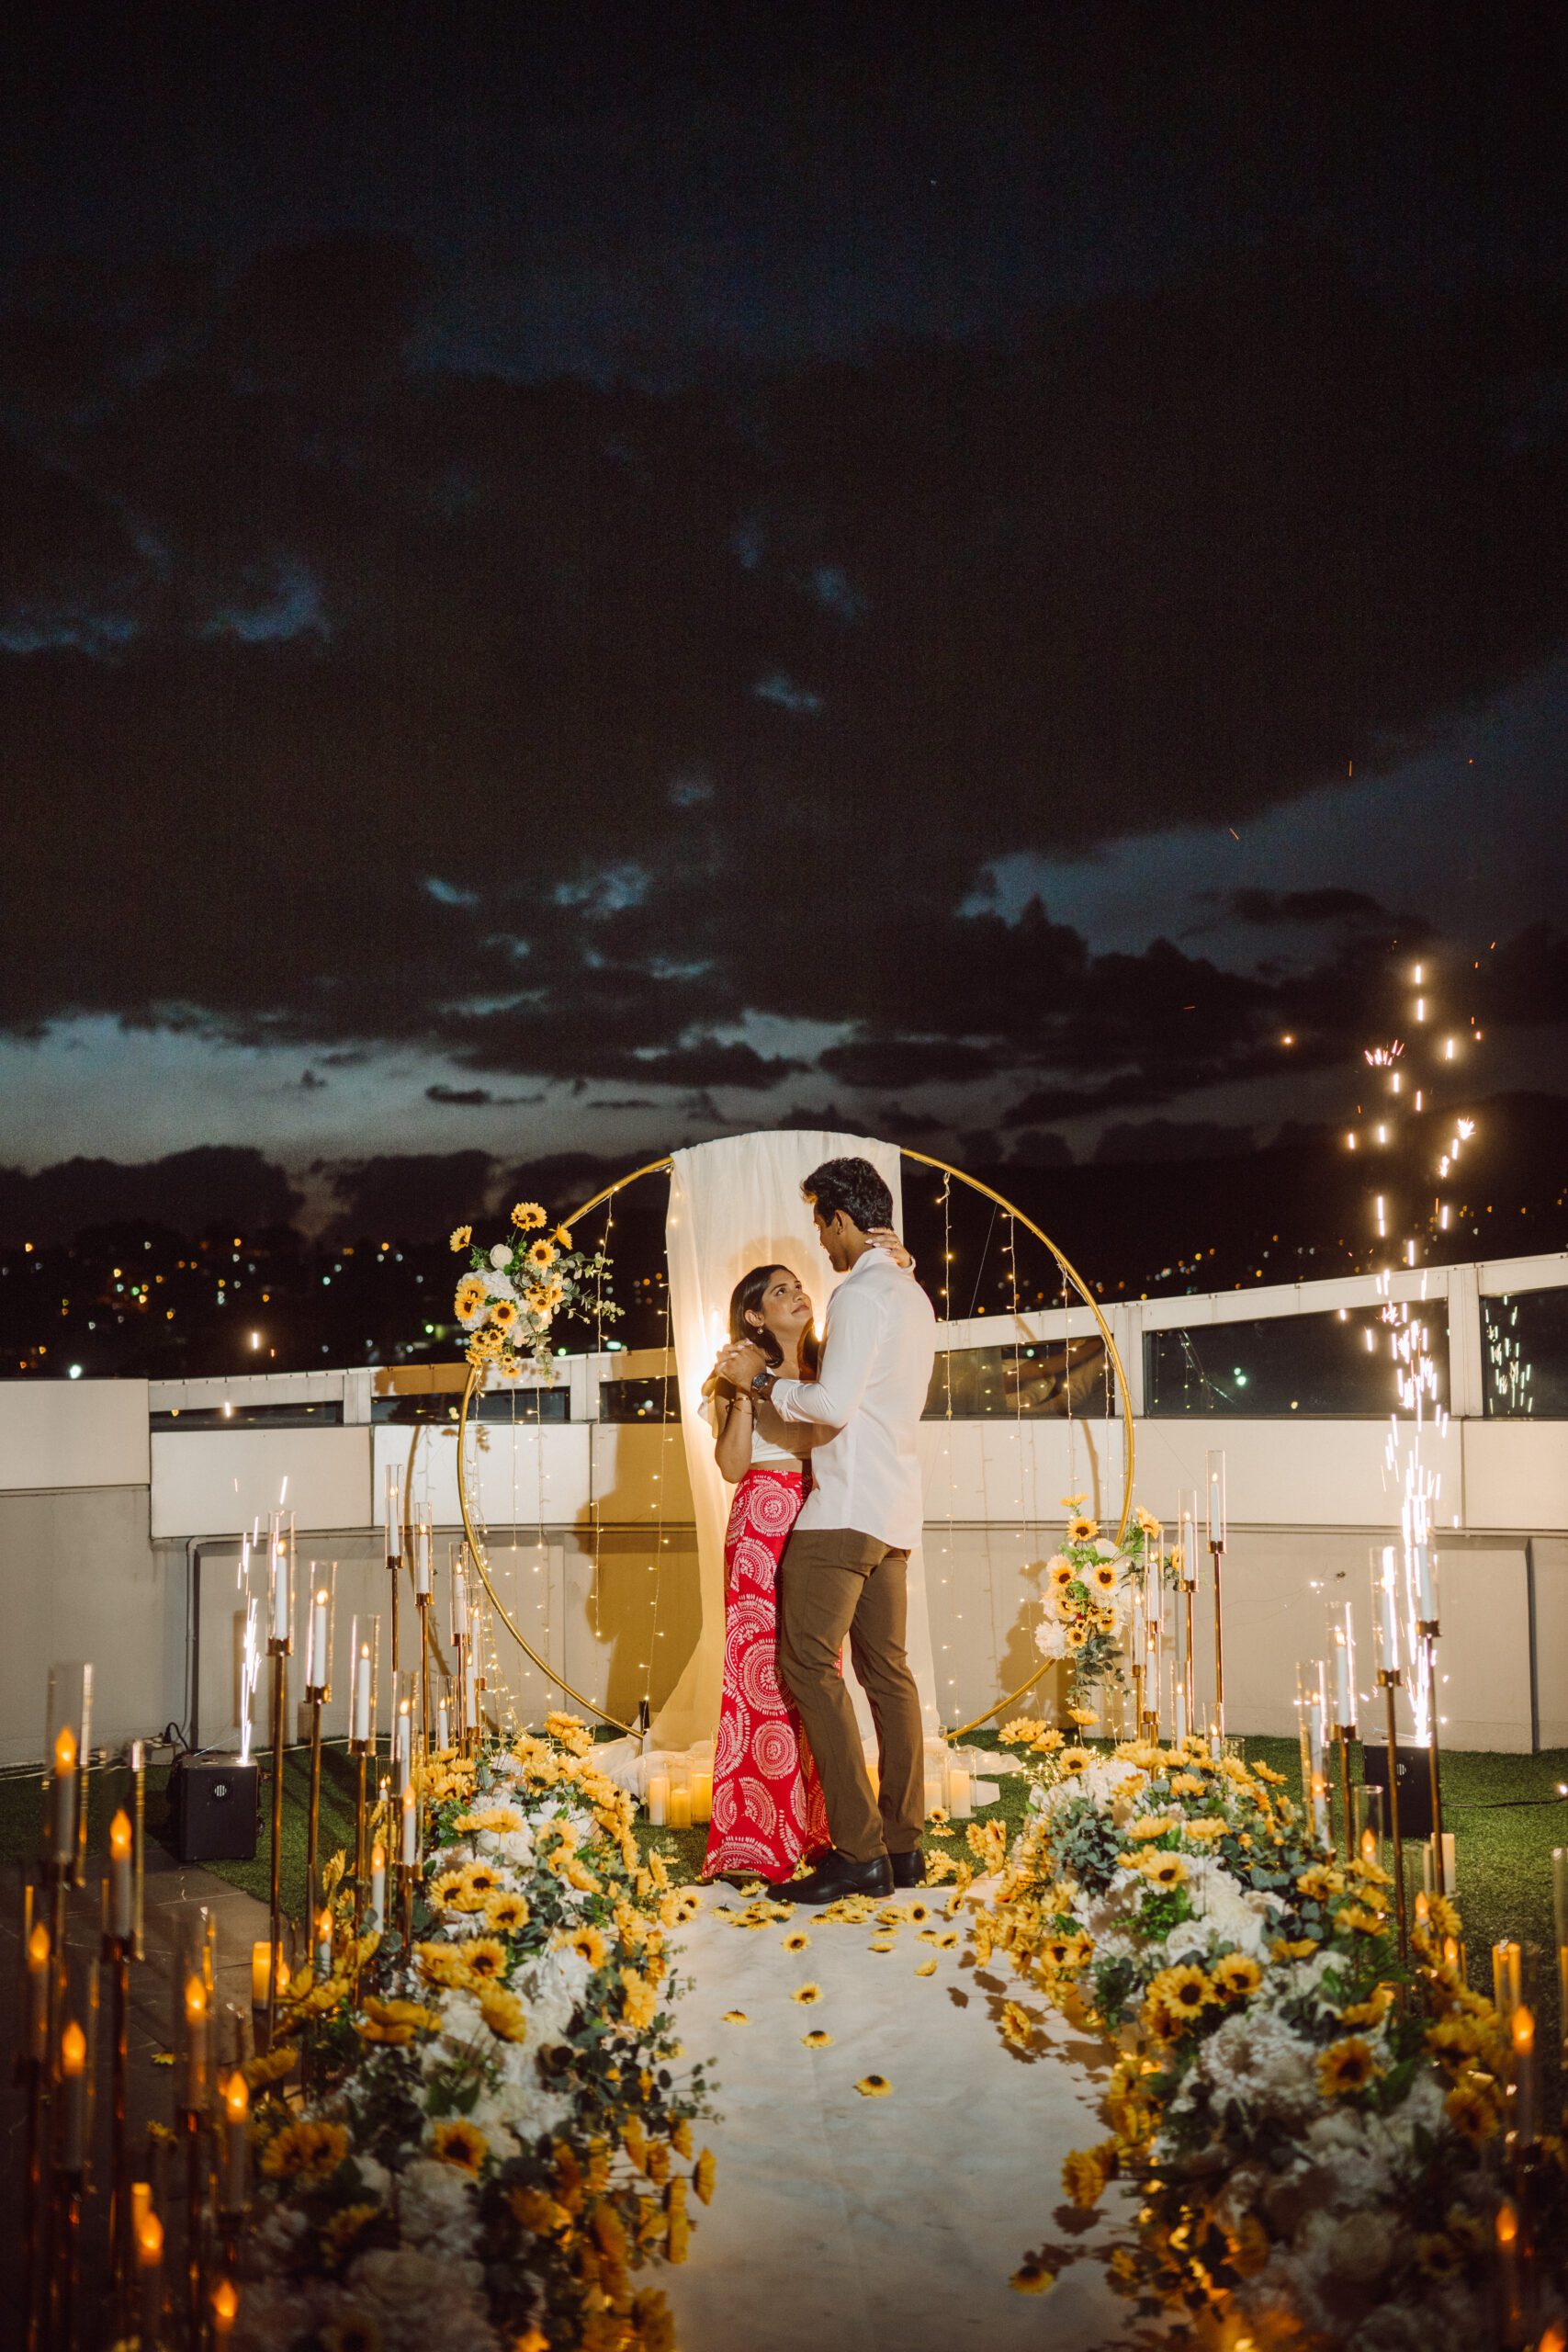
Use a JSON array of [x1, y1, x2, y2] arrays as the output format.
[[702, 1232, 913, 1883], [701, 1261, 833, 1883]]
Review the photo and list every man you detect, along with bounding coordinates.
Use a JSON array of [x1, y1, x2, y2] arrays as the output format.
[[715, 1155, 936, 1901]]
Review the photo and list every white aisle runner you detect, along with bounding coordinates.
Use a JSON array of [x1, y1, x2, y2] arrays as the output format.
[[662, 1889, 1148, 2352]]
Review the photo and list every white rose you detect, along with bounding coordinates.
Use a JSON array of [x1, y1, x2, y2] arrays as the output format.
[[490, 1243, 513, 1270]]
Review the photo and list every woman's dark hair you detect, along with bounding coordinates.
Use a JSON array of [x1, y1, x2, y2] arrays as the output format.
[[801, 1155, 893, 1234], [728, 1264, 819, 1377]]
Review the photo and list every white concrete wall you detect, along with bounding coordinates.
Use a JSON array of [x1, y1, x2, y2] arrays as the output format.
[[2, 1248, 1563, 1762]]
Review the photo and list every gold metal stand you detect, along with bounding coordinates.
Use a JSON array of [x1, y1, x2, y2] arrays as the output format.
[[305, 1686, 326, 1928], [1378, 1668, 1408, 1955], [1333, 1723, 1355, 1863]]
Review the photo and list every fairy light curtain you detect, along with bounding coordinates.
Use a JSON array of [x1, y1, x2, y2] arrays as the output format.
[[651, 1129, 942, 1750]]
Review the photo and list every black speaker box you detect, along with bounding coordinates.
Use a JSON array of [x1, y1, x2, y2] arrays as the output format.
[[1359, 1742, 1435, 1841], [170, 1754, 261, 1863]]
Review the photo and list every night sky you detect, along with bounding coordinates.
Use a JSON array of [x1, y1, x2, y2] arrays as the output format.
[[4, 4, 1567, 1246]]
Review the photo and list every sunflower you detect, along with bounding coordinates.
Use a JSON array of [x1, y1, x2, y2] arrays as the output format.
[[1065, 1623, 1089, 1650], [1089, 1561, 1118, 1594], [1067, 1515, 1099, 1542], [449, 1226, 472, 1252], [1010, 2260, 1054, 2296], [1415, 2233, 1462, 2282], [567, 1926, 609, 1970], [485, 1890, 531, 1932], [490, 1297, 519, 1332], [791, 1983, 823, 2006], [720, 2010, 749, 2025], [1182, 1817, 1227, 1843], [1137, 1852, 1188, 1891], [999, 2001, 1036, 2051], [782, 1930, 811, 1952], [321, 2321, 383, 2352], [854, 2074, 894, 2098], [430, 2118, 490, 2175], [1067, 1702, 1101, 1726], [1340, 1987, 1394, 2030], [1296, 1865, 1342, 1903], [1210, 1952, 1263, 2002], [1031, 1727, 1065, 1753], [460, 1862, 501, 1898], [511, 1201, 547, 1229], [1060, 1492, 1088, 1510], [1148, 1963, 1214, 2018], [479, 1987, 529, 2042], [801, 2030, 834, 2049], [1059, 1747, 1094, 1774], [1444, 2080, 1499, 2143], [915, 1959, 939, 1976], [1427, 1892, 1462, 1940], [1316, 2036, 1380, 2098], [460, 1936, 509, 1983], [553, 1225, 573, 1249], [1061, 2144, 1111, 2209], [454, 1274, 488, 1322], [261, 2119, 350, 2183], [1047, 1557, 1077, 1590], [524, 1283, 550, 1314], [525, 1238, 558, 1272], [1128, 1814, 1177, 1842], [318, 2202, 380, 2270]]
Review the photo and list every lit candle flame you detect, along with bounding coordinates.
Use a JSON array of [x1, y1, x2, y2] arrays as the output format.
[[54, 1726, 76, 1776], [61, 2020, 85, 2075], [185, 1973, 208, 2024], [28, 1922, 50, 1968], [224, 2070, 249, 2121], [137, 2211, 164, 2264], [110, 1807, 131, 1860]]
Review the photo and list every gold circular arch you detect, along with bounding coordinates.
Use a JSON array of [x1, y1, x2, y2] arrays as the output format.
[[457, 1146, 1134, 1740]]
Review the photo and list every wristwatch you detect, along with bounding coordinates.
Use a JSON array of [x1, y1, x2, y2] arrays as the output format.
[[750, 1368, 775, 1400]]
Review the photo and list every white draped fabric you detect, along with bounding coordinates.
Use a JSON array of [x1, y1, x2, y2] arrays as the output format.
[[649, 1129, 942, 1752]]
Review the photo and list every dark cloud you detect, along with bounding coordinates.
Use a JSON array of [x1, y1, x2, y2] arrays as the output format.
[[323, 1151, 494, 1242], [1092, 1119, 1256, 1166], [424, 1083, 547, 1108], [5, 237, 1568, 1114], [1007, 1128, 1075, 1169], [1225, 888, 1391, 927], [0, 1147, 301, 1246]]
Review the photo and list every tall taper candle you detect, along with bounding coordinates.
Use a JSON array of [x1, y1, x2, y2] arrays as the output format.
[[61, 2018, 87, 2168], [221, 2070, 248, 2209], [353, 1644, 372, 1744], [183, 1973, 208, 2109], [53, 1724, 78, 1860], [109, 1807, 133, 1939], [400, 1781, 416, 1865]]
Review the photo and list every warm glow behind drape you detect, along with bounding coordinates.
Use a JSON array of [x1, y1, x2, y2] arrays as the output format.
[[651, 1131, 942, 1751]]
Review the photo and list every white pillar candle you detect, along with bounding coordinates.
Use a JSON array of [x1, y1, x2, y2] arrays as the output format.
[[1173, 1679, 1188, 1746], [353, 1646, 372, 1743], [669, 1783, 692, 1830], [647, 1774, 670, 1826], [250, 1942, 271, 2007], [396, 1702, 412, 1792], [221, 2071, 249, 2209], [183, 1973, 208, 2109], [61, 2020, 86, 2168], [436, 1700, 451, 1751], [923, 1770, 943, 1817], [369, 1844, 386, 1932], [137, 2211, 164, 2346], [450, 1560, 468, 1645], [948, 1769, 972, 1819], [53, 1725, 77, 1858], [690, 1770, 712, 1824], [309, 1589, 329, 1689], [109, 1808, 133, 1939], [400, 1781, 416, 1864]]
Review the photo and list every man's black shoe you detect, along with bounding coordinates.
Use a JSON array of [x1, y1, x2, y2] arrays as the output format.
[[889, 1847, 925, 1888], [781, 1849, 894, 1904]]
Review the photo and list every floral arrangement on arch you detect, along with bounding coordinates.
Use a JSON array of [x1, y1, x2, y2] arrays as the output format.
[[237, 1714, 713, 2352], [451, 1202, 621, 1380], [1031, 1498, 1162, 1707], [973, 1730, 1568, 2346]]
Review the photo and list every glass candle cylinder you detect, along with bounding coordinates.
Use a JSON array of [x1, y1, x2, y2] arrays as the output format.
[[1328, 1601, 1357, 1732], [412, 1504, 433, 1599], [349, 1615, 379, 1752], [267, 1512, 294, 1649], [1371, 1545, 1401, 1678], [384, 1465, 402, 1560], [1204, 1451, 1226, 1551], [304, 1563, 335, 1697]]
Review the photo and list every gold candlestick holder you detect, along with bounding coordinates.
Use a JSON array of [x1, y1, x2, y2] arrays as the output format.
[[1418, 1617, 1446, 1894], [417, 1592, 434, 1757], [50, 2158, 85, 2352], [304, 1683, 327, 1932], [1377, 1666, 1409, 1955], [265, 1639, 289, 2051], [1209, 1540, 1225, 1736], [104, 1929, 133, 2335], [1332, 1721, 1356, 1863], [181, 2104, 209, 2352]]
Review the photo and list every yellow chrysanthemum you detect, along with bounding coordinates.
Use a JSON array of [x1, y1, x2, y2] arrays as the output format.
[[1316, 2036, 1381, 2098], [511, 1201, 547, 1229], [854, 2074, 894, 2098], [449, 1226, 472, 1252], [261, 2119, 351, 2183], [430, 2118, 490, 2175]]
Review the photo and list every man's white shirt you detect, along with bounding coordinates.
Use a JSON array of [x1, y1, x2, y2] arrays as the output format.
[[768, 1246, 936, 1549]]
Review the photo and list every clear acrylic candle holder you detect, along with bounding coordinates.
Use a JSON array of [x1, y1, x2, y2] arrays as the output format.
[[1370, 1544, 1401, 1680], [1176, 1491, 1199, 1589], [348, 1613, 380, 1757], [303, 1559, 337, 1699], [45, 1658, 93, 1878], [1327, 1600, 1357, 1734]]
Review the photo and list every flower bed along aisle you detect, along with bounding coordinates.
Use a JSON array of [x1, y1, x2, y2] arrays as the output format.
[[974, 1729, 1568, 2349], [240, 1715, 716, 2352]]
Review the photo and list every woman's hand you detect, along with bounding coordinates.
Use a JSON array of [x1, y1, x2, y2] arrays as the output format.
[[866, 1226, 916, 1272]]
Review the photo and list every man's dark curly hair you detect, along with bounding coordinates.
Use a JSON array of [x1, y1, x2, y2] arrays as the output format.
[[801, 1156, 893, 1234]]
